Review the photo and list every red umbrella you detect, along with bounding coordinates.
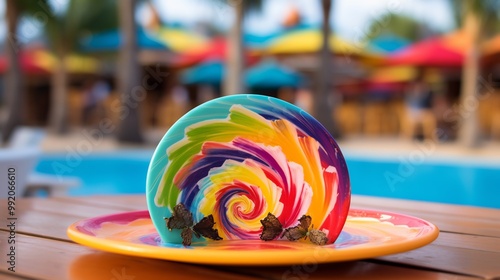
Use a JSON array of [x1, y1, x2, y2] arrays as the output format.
[[0, 49, 51, 75], [386, 37, 464, 67], [172, 37, 259, 68]]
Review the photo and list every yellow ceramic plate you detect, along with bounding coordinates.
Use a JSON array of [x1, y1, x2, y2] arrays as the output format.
[[67, 209, 438, 266]]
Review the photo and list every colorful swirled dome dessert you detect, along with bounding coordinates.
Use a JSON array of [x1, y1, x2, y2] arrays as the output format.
[[146, 94, 350, 245]]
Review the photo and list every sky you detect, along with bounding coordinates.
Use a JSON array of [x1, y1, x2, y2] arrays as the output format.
[[0, 0, 456, 45], [151, 0, 455, 38]]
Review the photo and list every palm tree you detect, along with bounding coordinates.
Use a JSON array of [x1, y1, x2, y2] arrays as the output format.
[[457, 1, 482, 147], [221, 0, 263, 96], [115, 0, 143, 143], [2, 0, 23, 143], [42, 0, 118, 134], [450, 0, 500, 147], [363, 13, 433, 44], [1, 0, 46, 143], [314, 0, 339, 138]]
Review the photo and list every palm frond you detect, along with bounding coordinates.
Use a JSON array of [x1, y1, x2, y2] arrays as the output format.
[[363, 12, 430, 43], [16, 0, 119, 52], [448, 0, 500, 35]]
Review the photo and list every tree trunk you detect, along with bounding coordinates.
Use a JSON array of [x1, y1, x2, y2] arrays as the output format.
[[223, 2, 245, 96], [314, 0, 340, 138], [48, 47, 69, 134], [116, 0, 143, 143], [2, 0, 23, 144], [458, 9, 481, 148]]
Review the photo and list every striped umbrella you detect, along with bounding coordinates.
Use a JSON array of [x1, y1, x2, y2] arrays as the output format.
[[79, 28, 168, 52], [155, 27, 208, 53], [0, 49, 100, 75]]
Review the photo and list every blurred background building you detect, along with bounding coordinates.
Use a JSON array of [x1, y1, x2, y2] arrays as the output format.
[[1, 0, 500, 146]]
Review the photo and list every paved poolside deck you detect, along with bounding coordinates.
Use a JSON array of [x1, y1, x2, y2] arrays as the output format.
[[39, 128, 500, 165]]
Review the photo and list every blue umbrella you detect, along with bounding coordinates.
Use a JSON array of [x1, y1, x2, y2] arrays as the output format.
[[245, 60, 302, 89], [182, 60, 224, 86], [243, 24, 314, 50], [369, 34, 410, 53], [80, 28, 168, 52], [243, 32, 280, 49]]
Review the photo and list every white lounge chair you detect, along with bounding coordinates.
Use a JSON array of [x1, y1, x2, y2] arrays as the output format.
[[0, 148, 39, 198], [1, 127, 81, 197]]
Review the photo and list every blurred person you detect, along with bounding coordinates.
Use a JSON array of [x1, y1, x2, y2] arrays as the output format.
[[82, 77, 110, 126], [402, 71, 436, 140], [172, 84, 189, 106]]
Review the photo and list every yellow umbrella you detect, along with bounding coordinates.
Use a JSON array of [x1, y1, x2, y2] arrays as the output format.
[[156, 27, 209, 53], [265, 28, 362, 55], [370, 66, 417, 83], [33, 50, 100, 73]]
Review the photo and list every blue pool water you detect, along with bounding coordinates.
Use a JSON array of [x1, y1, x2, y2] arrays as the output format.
[[36, 151, 500, 209], [347, 156, 500, 209], [36, 151, 153, 196]]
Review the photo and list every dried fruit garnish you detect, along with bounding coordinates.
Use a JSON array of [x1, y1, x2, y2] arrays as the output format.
[[282, 215, 311, 241], [181, 228, 194, 246], [282, 215, 328, 245], [308, 229, 328, 246], [166, 203, 193, 230], [260, 213, 283, 241], [193, 215, 223, 241], [165, 203, 223, 246]]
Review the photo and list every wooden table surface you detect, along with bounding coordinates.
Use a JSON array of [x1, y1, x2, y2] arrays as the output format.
[[1, 195, 500, 280]]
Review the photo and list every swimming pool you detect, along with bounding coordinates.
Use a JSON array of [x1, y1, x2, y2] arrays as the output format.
[[36, 151, 153, 196], [36, 150, 500, 209]]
